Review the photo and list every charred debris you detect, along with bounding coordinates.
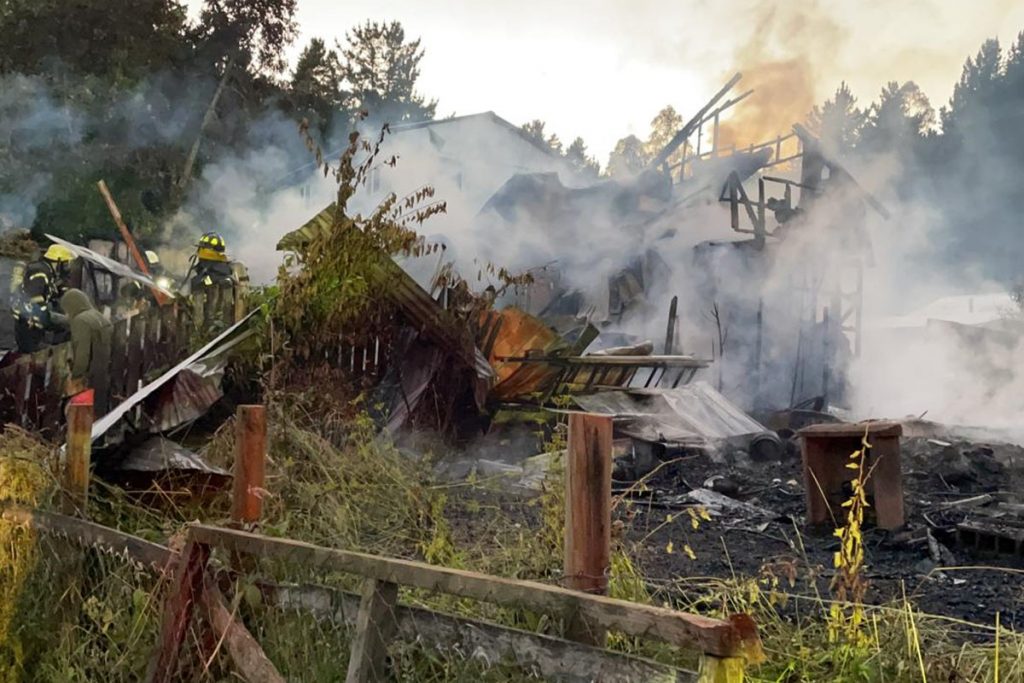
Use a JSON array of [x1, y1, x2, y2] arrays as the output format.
[[260, 74, 1024, 601], [270, 74, 869, 458]]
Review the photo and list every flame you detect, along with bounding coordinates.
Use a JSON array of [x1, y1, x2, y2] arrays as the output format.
[[713, 1, 841, 151], [716, 59, 816, 151]]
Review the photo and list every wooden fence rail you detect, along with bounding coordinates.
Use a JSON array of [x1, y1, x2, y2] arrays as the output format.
[[0, 503, 762, 682], [178, 524, 763, 681]]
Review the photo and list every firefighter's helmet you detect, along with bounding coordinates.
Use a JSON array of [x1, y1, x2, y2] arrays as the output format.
[[144, 250, 161, 267], [43, 244, 75, 263], [196, 232, 227, 262]]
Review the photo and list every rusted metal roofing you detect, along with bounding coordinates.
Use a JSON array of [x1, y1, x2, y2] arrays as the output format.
[[89, 311, 259, 444], [149, 327, 256, 432], [483, 307, 565, 401]]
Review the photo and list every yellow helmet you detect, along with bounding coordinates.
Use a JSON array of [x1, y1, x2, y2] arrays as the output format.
[[43, 244, 75, 263], [197, 232, 228, 262]]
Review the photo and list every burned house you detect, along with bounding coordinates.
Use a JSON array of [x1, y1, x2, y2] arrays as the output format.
[[261, 74, 895, 467], [469, 88, 886, 416], [283, 111, 585, 220]]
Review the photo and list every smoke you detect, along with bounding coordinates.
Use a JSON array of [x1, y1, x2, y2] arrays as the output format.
[[715, 2, 843, 150], [0, 68, 222, 236], [5, 12, 1023, 438], [0, 74, 85, 228], [166, 111, 338, 283]]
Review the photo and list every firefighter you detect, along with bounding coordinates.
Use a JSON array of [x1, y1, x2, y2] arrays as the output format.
[[182, 232, 235, 293], [10, 244, 76, 352], [116, 249, 174, 315], [143, 249, 176, 291]]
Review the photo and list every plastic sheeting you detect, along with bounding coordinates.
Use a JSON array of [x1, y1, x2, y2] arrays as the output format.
[[118, 436, 228, 476], [45, 234, 176, 298], [573, 381, 769, 445]]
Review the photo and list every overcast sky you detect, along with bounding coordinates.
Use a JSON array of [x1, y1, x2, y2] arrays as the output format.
[[187, 0, 1024, 161]]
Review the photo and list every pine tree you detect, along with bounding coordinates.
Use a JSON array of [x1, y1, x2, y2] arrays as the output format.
[[290, 37, 343, 132], [519, 120, 570, 157], [546, 133, 563, 156], [943, 38, 1003, 133], [340, 20, 437, 124], [860, 81, 934, 155], [806, 82, 865, 153], [1005, 31, 1024, 93], [197, 0, 298, 73], [565, 137, 600, 177], [520, 120, 548, 146]]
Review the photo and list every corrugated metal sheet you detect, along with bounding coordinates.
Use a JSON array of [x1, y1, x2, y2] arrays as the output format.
[[119, 436, 229, 475], [149, 328, 256, 431], [89, 311, 259, 444], [150, 362, 224, 431], [573, 382, 769, 444]]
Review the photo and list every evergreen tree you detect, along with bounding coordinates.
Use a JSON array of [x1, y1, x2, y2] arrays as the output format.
[[942, 38, 1003, 134], [565, 137, 600, 177], [290, 37, 343, 133], [197, 0, 298, 73], [606, 135, 649, 177], [519, 120, 569, 156], [0, 0, 188, 79], [860, 81, 934, 156], [806, 82, 865, 153], [546, 133, 563, 156], [0, 0, 303, 239], [520, 120, 548, 146], [340, 20, 437, 124], [1005, 31, 1024, 95]]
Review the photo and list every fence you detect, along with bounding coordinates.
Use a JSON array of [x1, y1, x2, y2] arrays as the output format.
[[0, 503, 761, 683], [0, 285, 244, 438], [0, 402, 764, 682]]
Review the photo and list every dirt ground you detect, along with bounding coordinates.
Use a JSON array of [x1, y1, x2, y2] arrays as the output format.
[[624, 435, 1024, 630], [446, 431, 1024, 632]]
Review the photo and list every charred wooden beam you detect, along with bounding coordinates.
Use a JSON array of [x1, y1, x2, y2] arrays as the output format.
[[648, 73, 742, 171]]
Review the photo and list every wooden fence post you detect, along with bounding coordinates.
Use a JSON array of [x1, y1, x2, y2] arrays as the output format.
[[345, 578, 399, 683], [232, 405, 267, 525], [565, 412, 613, 646], [63, 390, 94, 516]]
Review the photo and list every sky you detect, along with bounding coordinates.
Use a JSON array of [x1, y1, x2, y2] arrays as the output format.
[[187, 0, 1024, 162]]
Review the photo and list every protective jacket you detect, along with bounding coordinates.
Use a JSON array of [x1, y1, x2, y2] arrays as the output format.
[[11, 260, 68, 352], [191, 258, 235, 289]]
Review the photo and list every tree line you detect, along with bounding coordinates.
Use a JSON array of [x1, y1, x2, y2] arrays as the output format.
[[2, 1, 1022, 279], [525, 30, 1024, 280], [0, 0, 434, 243]]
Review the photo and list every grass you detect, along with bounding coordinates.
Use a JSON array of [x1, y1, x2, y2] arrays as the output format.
[[1, 403, 1020, 682]]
